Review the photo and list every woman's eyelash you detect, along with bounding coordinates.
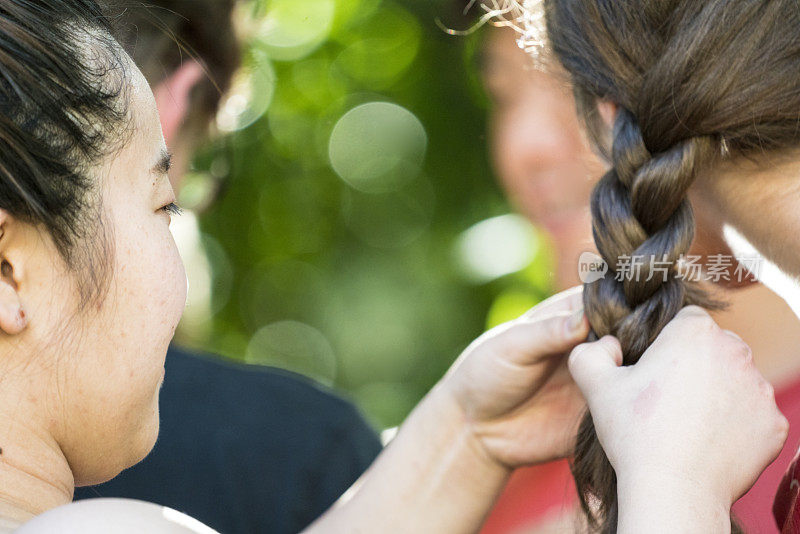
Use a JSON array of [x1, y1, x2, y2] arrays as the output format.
[[162, 202, 183, 216]]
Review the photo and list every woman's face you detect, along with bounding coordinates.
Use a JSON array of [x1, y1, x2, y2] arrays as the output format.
[[2, 53, 187, 486], [482, 28, 603, 288], [483, 29, 601, 240]]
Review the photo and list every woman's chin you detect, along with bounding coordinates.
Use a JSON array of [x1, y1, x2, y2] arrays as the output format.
[[122, 399, 161, 477]]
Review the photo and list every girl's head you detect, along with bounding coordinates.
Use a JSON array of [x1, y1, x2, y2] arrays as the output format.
[[492, 0, 800, 530], [0, 0, 186, 489], [544, 0, 800, 285]]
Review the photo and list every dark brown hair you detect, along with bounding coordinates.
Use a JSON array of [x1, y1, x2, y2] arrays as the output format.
[[111, 0, 240, 138], [0, 0, 131, 304], [541, 1, 800, 531]]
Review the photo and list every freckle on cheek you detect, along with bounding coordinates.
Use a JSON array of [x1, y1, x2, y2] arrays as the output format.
[[633, 380, 661, 418]]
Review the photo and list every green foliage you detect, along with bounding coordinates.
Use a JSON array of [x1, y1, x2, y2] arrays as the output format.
[[177, 0, 555, 429]]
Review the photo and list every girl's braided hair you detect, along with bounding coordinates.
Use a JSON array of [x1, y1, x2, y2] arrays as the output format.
[[486, 0, 800, 531]]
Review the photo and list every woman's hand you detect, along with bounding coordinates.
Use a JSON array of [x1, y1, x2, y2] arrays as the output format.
[[569, 305, 789, 532], [440, 286, 590, 468]]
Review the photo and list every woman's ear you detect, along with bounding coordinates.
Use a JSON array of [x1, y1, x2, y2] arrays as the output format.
[[0, 217, 26, 335], [0, 265, 26, 335]]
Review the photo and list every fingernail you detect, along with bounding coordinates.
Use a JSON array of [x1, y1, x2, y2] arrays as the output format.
[[567, 308, 585, 333]]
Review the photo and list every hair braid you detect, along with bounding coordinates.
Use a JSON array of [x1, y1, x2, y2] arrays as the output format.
[[587, 111, 719, 359], [574, 106, 721, 530]]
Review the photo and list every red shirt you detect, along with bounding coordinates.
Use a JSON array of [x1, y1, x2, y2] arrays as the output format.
[[774, 446, 800, 533], [481, 460, 577, 533], [484, 373, 800, 534], [737, 374, 800, 533]]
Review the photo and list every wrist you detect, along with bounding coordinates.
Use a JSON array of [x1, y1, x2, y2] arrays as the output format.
[[306, 384, 512, 533], [341, 383, 511, 532], [420, 382, 512, 482], [616, 469, 731, 534]]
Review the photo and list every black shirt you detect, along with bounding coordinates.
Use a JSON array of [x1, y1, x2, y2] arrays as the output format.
[[74, 345, 382, 534]]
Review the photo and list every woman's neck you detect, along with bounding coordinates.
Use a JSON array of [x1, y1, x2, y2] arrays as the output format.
[[0, 409, 73, 525]]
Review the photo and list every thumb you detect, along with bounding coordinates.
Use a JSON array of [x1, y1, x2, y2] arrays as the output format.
[[568, 336, 623, 396]]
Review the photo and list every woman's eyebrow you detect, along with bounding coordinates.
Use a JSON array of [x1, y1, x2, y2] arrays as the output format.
[[151, 150, 173, 176]]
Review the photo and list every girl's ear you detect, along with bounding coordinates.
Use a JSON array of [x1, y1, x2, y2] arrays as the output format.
[[596, 99, 618, 130]]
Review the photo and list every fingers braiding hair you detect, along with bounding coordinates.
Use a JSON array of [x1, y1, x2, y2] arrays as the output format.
[[574, 106, 722, 529], [585, 109, 718, 364]]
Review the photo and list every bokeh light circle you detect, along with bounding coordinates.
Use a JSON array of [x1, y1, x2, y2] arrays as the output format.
[[246, 320, 337, 385], [254, 0, 336, 61], [455, 214, 540, 283], [329, 101, 427, 193], [216, 55, 276, 132]]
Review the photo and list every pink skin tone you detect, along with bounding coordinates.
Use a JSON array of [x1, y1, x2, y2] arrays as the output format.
[[632, 381, 660, 419], [107, 32, 793, 534], [571, 314, 787, 534], [480, 26, 800, 534], [99, 30, 789, 534]]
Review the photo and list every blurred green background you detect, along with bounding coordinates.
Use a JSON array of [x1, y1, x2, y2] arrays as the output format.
[[172, 0, 556, 430]]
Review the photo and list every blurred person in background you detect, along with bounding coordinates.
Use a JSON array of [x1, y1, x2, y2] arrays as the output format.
[[73, 3, 382, 533], [479, 24, 800, 534]]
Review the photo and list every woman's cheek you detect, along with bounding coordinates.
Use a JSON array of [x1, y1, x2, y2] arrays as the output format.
[[165, 229, 188, 328], [133, 222, 187, 345]]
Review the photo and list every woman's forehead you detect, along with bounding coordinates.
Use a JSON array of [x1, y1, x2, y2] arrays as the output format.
[[126, 62, 167, 152]]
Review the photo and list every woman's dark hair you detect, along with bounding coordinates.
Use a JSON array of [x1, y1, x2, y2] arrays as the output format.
[[538, 0, 800, 531], [0, 0, 131, 304]]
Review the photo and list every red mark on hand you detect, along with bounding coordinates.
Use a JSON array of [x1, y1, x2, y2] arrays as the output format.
[[633, 380, 661, 419]]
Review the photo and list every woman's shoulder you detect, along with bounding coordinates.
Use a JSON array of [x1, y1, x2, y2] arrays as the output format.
[[15, 499, 218, 534]]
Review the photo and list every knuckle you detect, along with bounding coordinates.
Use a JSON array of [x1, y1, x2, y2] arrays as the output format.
[[676, 305, 710, 321], [673, 305, 716, 335], [714, 333, 751, 364], [768, 413, 791, 455], [736, 341, 754, 365], [778, 414, 791, 441], [760, 379, 775, 399], [525, 314, 568, 345], [548, 313, 570, 338], [721, 329, 744, 342], [495, 321, 531, 350], [694, 314, 718, 334]]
